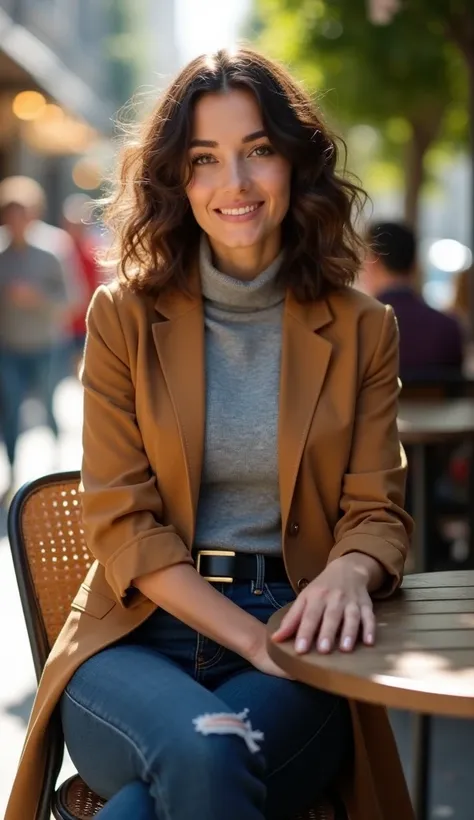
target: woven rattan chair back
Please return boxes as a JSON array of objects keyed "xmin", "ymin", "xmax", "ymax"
[
  {"xmin": 22, "ymin": 475, "xmax": 86, "ymax": 646},
  {"xmin": 9, "ymin": 471, "xmax": 85, "ymax": 677}
]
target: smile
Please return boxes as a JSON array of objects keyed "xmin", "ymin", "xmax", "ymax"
[{"xmin": 214, "ymin": 202, "xmax": 264, "ymax": 222}]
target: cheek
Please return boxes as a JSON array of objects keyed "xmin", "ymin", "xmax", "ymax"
[
  {"xmin": 258, "ymin": 163, "xmax": 291, "ymax": 212},
  {"xmin": 186, "ymin": 178, "xmax": 214, "ymax": 220}
]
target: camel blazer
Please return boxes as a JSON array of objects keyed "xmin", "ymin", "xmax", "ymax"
[{"xmin": 6, "ymin": 271, "xmax": 415, "ymax": 820}]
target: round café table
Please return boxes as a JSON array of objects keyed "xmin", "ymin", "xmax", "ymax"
[{"xmin": 268, "ymin": 570, "xmax": 474, "ymax": 820}]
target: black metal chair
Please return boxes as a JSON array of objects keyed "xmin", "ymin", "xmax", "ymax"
[{"xmin": 8, "ymin": 471, "xmax": 345, "ymax": 820}]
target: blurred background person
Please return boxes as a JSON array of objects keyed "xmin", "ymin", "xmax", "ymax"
[
  {"xmin": 362, "ymin": 221, "xmax": 464, "ymax": 379},
  {"xmin": 0, "ymin": 190, "xmax": 72, "ymax": 498},
  {"xmin": 62, "ymin": 194, "xmax": 102, "ymax": 372},
  {"xmin": 0, "ymin": 177, "xmax": 86, "ymax": 336}
]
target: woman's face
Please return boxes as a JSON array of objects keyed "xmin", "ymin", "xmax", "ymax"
[{"xmin": 186, "ymin": 88, "xmax": 291, "ymax": 260}]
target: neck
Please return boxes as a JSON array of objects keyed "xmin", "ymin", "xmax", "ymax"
[
  {"xmin": 10, "ymin": 235, "xmax": 27, "ymax": 249},
  {"xmin": 208, "ymin": 231, "xmax": 282, "ymax": 282}
]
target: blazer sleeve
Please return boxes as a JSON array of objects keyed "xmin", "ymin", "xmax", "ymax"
[
  {"xmin": 80, "ymin": 285, "xmax": 193, "ymax": 606},
  {"xmin": 327, "ymin": 305, "xmax": 413, "ymax": 597}
]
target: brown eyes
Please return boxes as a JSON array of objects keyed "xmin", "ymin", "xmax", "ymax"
[
  {"xmin": 251, "ymin": 145, "xmax": 274, "ymax": 157},
  {"xmin": 192, "ymin": 154, "xmax": 215, "ymax": 166},
  {"xmin": 191, "ymin": 144, "xmax": 275, "ymax": 166}
]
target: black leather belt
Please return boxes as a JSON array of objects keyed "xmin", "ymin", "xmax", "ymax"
[{"xmin": 194, "ymin": 550, "xmax": 287, "ymax": 584}]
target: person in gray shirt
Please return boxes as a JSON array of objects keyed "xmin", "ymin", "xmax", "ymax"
[{"xmin": 0, "ymin": 196, "xmax": 70, "ymax": 493}]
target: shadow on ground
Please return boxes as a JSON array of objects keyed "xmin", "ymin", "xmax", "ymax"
[{"xmin": 6, "ymin": 691, "xmax": 35, "ymax": 727}]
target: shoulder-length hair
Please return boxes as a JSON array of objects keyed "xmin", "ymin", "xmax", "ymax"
[{"xmin": 103, "ymin": 46, "xmax": 366, "ymax": 301}]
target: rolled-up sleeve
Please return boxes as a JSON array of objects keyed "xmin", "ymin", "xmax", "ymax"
[
  {"xmin": 80, "ymin": 285, "xmax": 193, "ymax": 606},
  {"xmin": 327, "ymin": 305, "xmax": 413, "ymax": 597}
]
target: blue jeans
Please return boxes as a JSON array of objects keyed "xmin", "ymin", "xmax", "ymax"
[
  {"xmin": 0, "ymin": 346, "xmax": 59, "ymax": 467},
  {"xmin": 61, "ymin": 568, "xmax": 352, "ymax": 820}
]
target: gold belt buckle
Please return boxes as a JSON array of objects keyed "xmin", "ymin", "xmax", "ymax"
[{"xmin": 195, "ymin": 550, "xmax": 236, "ymax": 583}]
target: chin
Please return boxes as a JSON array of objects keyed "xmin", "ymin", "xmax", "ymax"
[{"xmin": 212, "ymin": 226, "xmax": 267, "ymax": 250}]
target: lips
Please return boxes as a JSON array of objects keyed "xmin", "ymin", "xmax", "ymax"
[
  {"xmin": 215, "ymin": 202, "xmax": 263, "ymax": 216},
  {"xmin": 214, "ymin": 202, "xmax": 265, "ymax": 223}
]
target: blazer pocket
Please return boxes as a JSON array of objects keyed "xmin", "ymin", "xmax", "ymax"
[{"xmin": 71, "ymin": 584, "xmax": 116, "ymax": 619}]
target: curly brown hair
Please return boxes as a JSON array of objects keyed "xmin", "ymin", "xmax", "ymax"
[{"xmin": 102, "ymin": 46, "xmax": 366, "ymax": 301}]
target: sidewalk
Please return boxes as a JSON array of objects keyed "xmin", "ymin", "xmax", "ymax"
[{"xmin": 0, "ymin": 377, "xmax": 473, "ymax": 818}]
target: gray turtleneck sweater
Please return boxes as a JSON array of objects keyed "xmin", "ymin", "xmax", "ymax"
[{"xmin": 194, "ymin": 237, "xmax": 284, "ymax": 556}]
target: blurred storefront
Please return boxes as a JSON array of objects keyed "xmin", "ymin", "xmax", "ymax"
[{"xmin": 0, "ymin": 0, "xmax": 135, "ymax": 222}]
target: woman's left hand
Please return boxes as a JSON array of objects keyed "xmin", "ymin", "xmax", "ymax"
[{"xmin": 271, "ymin": 553, "xmax": 383, "ymax": 654}]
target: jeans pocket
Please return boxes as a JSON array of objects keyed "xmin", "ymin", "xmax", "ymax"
[{"xmin": 263, "ymin": 582, "xmax": 296, "ymax": 611}]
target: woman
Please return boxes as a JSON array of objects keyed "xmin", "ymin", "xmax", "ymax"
[{"xmin": 6, "ymin": 48, "xmax": 414, "ymax": 820}]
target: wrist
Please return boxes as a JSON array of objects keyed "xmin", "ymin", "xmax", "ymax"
[
  {"xmin": 337, "ymin": 551, "xmax": 386, "ymax": 592},
  {"xmin": 237, "ymin": 618, "xmax": 267, "ymax": 662}
]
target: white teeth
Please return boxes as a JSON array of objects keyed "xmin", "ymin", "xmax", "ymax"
[{"xmin": 219, "ymin": 204, "xmax": 260, "ymax": 216}]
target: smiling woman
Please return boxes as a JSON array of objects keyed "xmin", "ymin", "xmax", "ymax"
[
  {"xmin": 5, "ymin": 46, "xmax": 414, "ymax": 820},
  {"xmin": 102, "ymin": 47, "xmax": 366, "ymax": 299}
]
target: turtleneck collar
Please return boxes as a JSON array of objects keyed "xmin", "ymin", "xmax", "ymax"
[{"xmin": 199, "ymin": 234, "xmax": 285, "ymax": 312}]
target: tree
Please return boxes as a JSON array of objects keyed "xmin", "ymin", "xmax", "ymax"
[
  {"xmin": 250, "ymin": 0, "xmax": 469, "ymax": 227},
  {"xmin": 376, "ymin": 0, "xmax": 474, "ymax": 249}
]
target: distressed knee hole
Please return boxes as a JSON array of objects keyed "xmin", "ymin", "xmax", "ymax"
[{"xmin": 193, "ymin": 708, "xmax": 264, "ymax": 753}]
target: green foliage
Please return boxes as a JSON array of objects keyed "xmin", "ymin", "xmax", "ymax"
[
  {"xmin": 104, "ymin": 0, "xmax": 145, "ymax": 105},
  {"xmin": 250, "ymin": 0, "xmax": 470, "ymax": 190}
]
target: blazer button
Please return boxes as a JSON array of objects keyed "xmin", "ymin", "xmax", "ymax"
[
  {"xmin": 297, "ymin": 578, "xmax": 309, "ymax": 591},
  {"xmin": 288, "ymin": 521, "xmax": 300, "ymax": 537}
]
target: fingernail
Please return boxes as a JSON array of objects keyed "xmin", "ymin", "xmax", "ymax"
[
  {"xmin": 366, "ymin": 634, "xmax": 374, "ymax": 645},
  {"xmin": 342, "ymin": 636, "xmax": 352, "ymax": 650},
  {"xmin": 295, "ymin": 638, "xmax": 308, "ymax": 653},
  {"xmin": 318, "ymin": 638, "xmax": 330, "ymax": 652}
]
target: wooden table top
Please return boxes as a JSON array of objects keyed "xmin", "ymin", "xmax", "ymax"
[
  {"xmin": 398, "ymin": 399, "xmax": 474, "ymax": 444},
  {"xmin": 267, "ymin": 570, "xmax": 474, "ymax": 718}
]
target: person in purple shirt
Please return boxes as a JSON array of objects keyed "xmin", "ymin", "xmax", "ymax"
[{"xmin": 362, "ymin": 221, "xmax": 464, "ymax": 379}]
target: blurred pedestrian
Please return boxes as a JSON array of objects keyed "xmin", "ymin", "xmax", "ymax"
[
  {"xmin": 362, "ymin": 221, "xmax": 464, "ymax": 379},
  {"xmin": 62, "ymin": 193, "xmax": 102, "ymax": 371},
  {"xmin": 0, "ymin": 187, "xmax": 71, "ymax": 495},
  {"xmin": 0, "ymin": 176, "xmax": 85, "ymax": 320}
]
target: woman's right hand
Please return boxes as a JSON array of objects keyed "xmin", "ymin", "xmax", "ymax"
[
  {"xmin": 135, "ymin": 564, "xmax": 292, "ymax": 678},
  {"xmin": 245, "ymin": 629, "xmax": 292, "ymax": 679},
  {"xmin": 252, "ymin": 647, "xmax": 293, "ymax": 679}
]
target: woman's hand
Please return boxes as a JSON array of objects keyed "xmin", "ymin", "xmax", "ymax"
[
  {"xmin": 135, "ymin": 563, "xmax": 291, "ymax": 678},
  {"xmin": 271, "ymin": 553, "xmax": 385, "ymax": 654},
  {"xmin": 249, "ymin": 642, "xmax": 293, "ymax": 679}
]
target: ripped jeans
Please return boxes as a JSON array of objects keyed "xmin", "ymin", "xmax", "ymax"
[{"xmin": 60, "ymin": 570, "xmax": 352, "ymax": 820}]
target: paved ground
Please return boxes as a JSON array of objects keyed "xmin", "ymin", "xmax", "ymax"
[{"xmin": 0, "ymin": 377, "xmax": 473, "ymax": 818}]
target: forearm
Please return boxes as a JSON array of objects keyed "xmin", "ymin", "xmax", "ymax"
[
  {"xmin": 332, "ymin": 551, "xmax": 386, "ymax": 593},
  {"xmin": 133, "ymin": 563, "xmax": 265, "ymax": 659}
]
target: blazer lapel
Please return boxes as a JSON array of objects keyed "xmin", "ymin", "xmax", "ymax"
[
  {"xmin": 279, "ymin": 293, "xmax": 334, "ymax": 534},
  {"xmin": 152, "ymin": 269, "xmax": 205, "ymax": 540}
]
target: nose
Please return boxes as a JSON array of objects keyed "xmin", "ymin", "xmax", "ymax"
[{"xmin": 223, "ymin": 156, "xmax": 249, "ymax": 193}]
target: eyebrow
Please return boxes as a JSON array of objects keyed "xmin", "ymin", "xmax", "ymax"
[{"xmin": 189, "ymin": 129, "xmax": 267, "ymax": 148}]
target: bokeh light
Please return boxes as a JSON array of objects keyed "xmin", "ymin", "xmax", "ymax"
[
  {"xmin": 428, "ymin": 239, "xmax": 473, "ymax": 273},
  {"xmin": 12, "ymin": 90, "xmax": 46, "ymax": 121},
  {"xmin": 72, "ymin": 158, "xmax": 102, "ymax": 190}
]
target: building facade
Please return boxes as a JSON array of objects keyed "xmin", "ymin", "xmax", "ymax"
[{"xmin": 0, "ymin": 0, "xmax": 136, "ymax": 219}]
